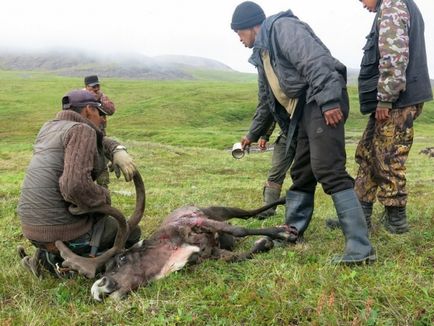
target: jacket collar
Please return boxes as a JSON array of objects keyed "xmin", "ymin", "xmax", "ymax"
[
  {"xmin": 55, "ymin": 110, "xmax": 103, "ymax": 140},
  {"xmin": 248, "ymin": 10, "xmax": 296, "ymax": 67}
]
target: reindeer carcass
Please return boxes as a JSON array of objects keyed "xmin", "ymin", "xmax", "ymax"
[{"xmin": 53, "ymin": 172, "xmax": 296, "ymax": 301}]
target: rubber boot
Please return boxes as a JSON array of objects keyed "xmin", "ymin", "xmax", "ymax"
[
  {"xmin": 383, "ymin": 206, "xmax": 409, "ymax": 234},
  {"xmin": 256, "ymin": 184, "xmax": 281, "ymax": 220},
  {"xmin": 326, "ymin": 201, "xmax": 373, "ymax": 231},
  {"xmin": 331, "ymin": 189, "xmax": 376, "ymax": 264},
  {"xmin": 284, "ymin": 190, "xmax": 315, "ymax": 241}
]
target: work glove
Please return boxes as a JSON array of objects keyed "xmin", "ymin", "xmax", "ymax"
[{"xmin": 110, "ymin": 146, "xmax": 136, "ymax": 182}]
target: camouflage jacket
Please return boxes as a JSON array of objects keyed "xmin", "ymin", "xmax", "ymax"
[
  {"xmin": 376, "ymin": 0, "xmax": 410, "ymax": 107},
  {"xmin": 358, "ymin": 0, "xmax": 432, "ymax": 114}
]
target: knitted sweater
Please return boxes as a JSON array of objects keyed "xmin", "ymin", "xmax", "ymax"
[{"xmin": 18, "ymin": 110, "xmax": 119, "ymax": 242}]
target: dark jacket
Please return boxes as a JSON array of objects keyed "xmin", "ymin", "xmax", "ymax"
[
  {"xmin": 18, "ymin": 110, "xmax": 119, "ymax": 242},
  {"xmin": 247, "ymin": 10, "xmax": 347, "ymax": 141},
  {"xmin": 358, "ymin": 0, "xmax": 432, "ymax": 114}
]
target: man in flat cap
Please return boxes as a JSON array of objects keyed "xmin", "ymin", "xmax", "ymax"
[
  {"xmin": 84, "ymin": 75, "xmax": 116, "ymax": 116},
  {"xmin": 17, "ymin": 90, "xmax": 140, "ymax": 277},
  {"xmin": 230, "ymin": 2, "xmax": 375, "ymax": 264},
  {"xmin": 84, "ymin": 75, "xmax": 119, "ymax": 188}
]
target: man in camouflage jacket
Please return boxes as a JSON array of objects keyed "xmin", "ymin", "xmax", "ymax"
[{"xmin": 355, "ymin": 0, "xmax": 432, "ymax": 233}]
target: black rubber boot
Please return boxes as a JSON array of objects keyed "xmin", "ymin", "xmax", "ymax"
[
  {"xmin": 331, "ymin": 189, "xmax": 376, "ymax": 264},
  {"xmin": 284, "ymin": 190, "xmax": 314, "ymax": 241},
  {"xmin": 383, "ymin": 206, "xmax": 409, "ymax": 234},
  {"xmin": 256, "ymin": 186, "xmax": 281, "ymax": 220},
  {"xmin": 326, "ymin": 201, "xmax": 373, "ymax": 230}
]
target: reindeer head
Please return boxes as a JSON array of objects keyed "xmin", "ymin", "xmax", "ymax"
[
  {"xmin": 90, "ymin": 239, "xmax": 202, "ymax": 301},
  {"xmin": 91, "ymin": 249, "xmax": 144, "ymax": 301}
]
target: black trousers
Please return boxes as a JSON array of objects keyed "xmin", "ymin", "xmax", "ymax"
[{"xmin": 289, "ymin": 89, "xmax": 354, "ymax": 195}]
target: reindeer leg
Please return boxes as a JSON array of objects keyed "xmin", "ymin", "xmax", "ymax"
[
  {"xmin": 199, "ymin": 198, "xmax": 285, "ymax": 222},
  {"xmin": 213, "ymin": 237, "xmax": 275, "ymax": 262},
  {"xmin": 187, "ymin": 217, "xmax": 298, "ymax": 242}
]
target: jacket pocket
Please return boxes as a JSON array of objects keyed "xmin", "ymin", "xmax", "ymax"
[
  {"xmin": 358, "ymin": 77, "xmax": 378, "ymax": 114},
  {"xmin": 361, "ymin": 32, "xmax": 378, "ymax": 65}
]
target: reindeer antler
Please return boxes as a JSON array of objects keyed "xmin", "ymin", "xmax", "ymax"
[
  {"xmin": 126, "ymin": 172, "xmax": 146, "ymax": 230},
  {"xmin": 55, "ymin": 172, "xmax": 146, "ymax": 279}
]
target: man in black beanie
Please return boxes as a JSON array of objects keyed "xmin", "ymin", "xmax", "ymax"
[
  {"xmin": 231, "ymin": 1, "xmax": 265, "ymax": 31},
  {"xmin": 230, "ymin": 2, "xmax": 376, "ymax": 264}
]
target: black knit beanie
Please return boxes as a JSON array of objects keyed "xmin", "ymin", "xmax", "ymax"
[{"xmin": 231, "ymin": 1, "xmax": 265, "ymax": 31}]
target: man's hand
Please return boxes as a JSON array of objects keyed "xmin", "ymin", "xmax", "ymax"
[
  {"xmin": 258, "ymin": 138, "xmax": 267, "ymax": 151},
  {"xmin": 88, "ymin": 88, "xmax": 103, "ymax": 101},
  {"xmin": 93, "ymin": 90, "xmax": 103, "ymax": 101},
  {"xmin": 241, "ymin": 136, "xmax": 252, "ymax": 151},
  {"xmin": 111, "ymin": 148, "xmax": 137, "ymax": 182},
  {"xmin": 375, "ymin": 106, "xmax": 390, "ymax": 122},
  {"xmin": 324, "ymin": 107, "xmax": 344, "ymax": 127}
]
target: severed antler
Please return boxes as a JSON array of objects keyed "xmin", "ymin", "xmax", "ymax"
[
  {"xmin": 126, "ymin": 172, "xmax": 146, "ymax": 230},
  {"xmin": 55, "ymin": 172, "xmax": 146, "ymax": 279}
]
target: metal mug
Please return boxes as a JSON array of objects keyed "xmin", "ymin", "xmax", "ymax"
[{"xmin": 231, "ymin": 142, "xmax": 245, "ymax": 159}]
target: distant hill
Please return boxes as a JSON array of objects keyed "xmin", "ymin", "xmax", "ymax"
[
  {"xmin": 154, "ymin": 55, "xmax": 233, "ymax": 71},
  {"xmin": 0, "ymin": 50, "xmax": 247, "ymax": 81}
]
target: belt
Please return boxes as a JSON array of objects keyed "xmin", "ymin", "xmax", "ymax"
[{"xmin": 285, "ymin": 97, "xmax": 303, "ymax": 159}]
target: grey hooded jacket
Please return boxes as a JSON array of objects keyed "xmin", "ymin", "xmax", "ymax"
[{"xmin": 247, "ymin": 10, "xmax": 347, "ymax": 142}]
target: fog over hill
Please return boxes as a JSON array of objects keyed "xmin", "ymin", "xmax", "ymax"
[
  {"xmin": 0, "ymin": 50, "xmax": 234, "ymax": 80},
  {"xmin": 0, "ymin": 50, "xmax": 432, "ymax": 86}
]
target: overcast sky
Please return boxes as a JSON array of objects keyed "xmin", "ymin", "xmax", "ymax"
[{"xmin": 0, "ymin": 0, "xmax": 433, "ymax": 76}]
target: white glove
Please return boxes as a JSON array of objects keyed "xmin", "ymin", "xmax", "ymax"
[{"xmin": 110, "ymin": 147, "xmax": 136, "ymax": 182}]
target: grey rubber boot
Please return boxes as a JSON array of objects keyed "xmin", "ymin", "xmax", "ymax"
[
  {"xmin": 326, "ymin": 201, "xmax": 373, "ymax": 231},
  {"xmin": 383, "ymin": 206, "xmax": 409, "ymax": 234},
  {"xmin": 284, "ymin": 190, "xmax": 315, "ymax": 240},
  {"xmin": 331, "ymin": 189, "xmax": 376, "ymax": 264},
  {"xmin": 256, "ymin": 185, "xmax": 281, "ymax": 220}
]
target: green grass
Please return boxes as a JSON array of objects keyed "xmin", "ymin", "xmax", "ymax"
[{"xmin": 0, "ymin": 70, "xmax": 433, "ymax": 325}]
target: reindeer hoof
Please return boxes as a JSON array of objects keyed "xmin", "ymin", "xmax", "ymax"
[
  {"xmin": 276, "ymin": 225, "xmax": 299, "ymax": 243},
  {"xmin": 253, "ymin": 237, "xmax": 274, "ymax": 253}
]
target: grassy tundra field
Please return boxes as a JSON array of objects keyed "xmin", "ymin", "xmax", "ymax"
[{"xmin": 0, "ymin": 70, "xmax": 433, "ymax": 325}]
